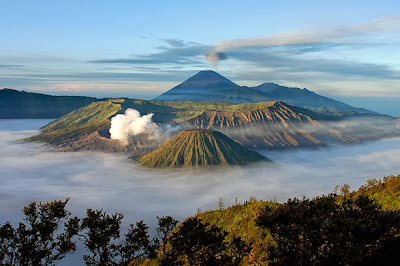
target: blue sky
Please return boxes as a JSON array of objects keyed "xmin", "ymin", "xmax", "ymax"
[{"xmin": 1, "ymin": 0, "xmax": 400, "ymax": 113}]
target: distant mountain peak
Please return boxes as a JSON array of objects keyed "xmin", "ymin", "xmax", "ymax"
[
  {"xmin": 179, "ymin": 70, "xmax": 239, "ymax": 87},
  {"xmin": 190, "ymin": 70, "xmax": 229, "ymax": 79},
  {"xmin": 153, "ymin": 71, "xmax": 374, "ymax": 114},
  {"xmin": 195, "ymin": 70, "xmax": 220, "ymax": 75},
  {"xmin": 153, "ymin": 70, "xmax": 240, "ymax": 101},
  {"xmin": 258, "ymin": 82, "xmax": 279, "ymax": 86}
]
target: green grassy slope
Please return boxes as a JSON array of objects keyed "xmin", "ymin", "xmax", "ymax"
[
  {"xmin": 28, "ymin": 99, "xmax": 176, "ymax": 144},
  {"xmin": 138, "ymin": 129, "xmax": 268, "ymax": 168},
  {"xmin": 190, "ymin": 174, "xmax": 400, "ymax": 264},
  {"xmin": 29, "ymin": 101, "xmax": 121, "ymax": 143},
  {"xmin": 197, "ymin": 201, "xmax": 276, "ymax": 264},
  {"xmin": 150, "ymin": 100, "xmax": 235, "ymax": 123},
  {"xmin": 128, "ymin": 175, "xmax": 400, "ymax": 265},
  {"xmin": 356, "ymin": 175, "xmax": 400, "ymax": 211},
  {"xmin": 28, "ymin": 98, "xmax": 396, "ymax": 150},
  {"xmin": 29, "ymin": 99, "xmax": 294, "ymax": 146}
]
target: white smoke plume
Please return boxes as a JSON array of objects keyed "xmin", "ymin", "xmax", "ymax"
[{"xmin": 109, "ymin": 108, "xmax": 159, "ymax": 144}]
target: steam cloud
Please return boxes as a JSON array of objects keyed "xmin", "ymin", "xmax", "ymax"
[
  {"xmin": 206, "ymin": 14, "xmax": 400, "ymax": 67},
  {"xmin": 109, "ymin": 108, "xmax": 159, "ymax": 143}
]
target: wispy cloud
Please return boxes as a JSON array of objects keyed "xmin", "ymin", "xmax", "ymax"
[
  {"xmin": 162, "ymin": 38, "xmax": 186, "ymax": 47},
  {"xmin": 86, "ymin": 15, "xmax": 400, "ymax": 84},
  {"xmin": 207, "ymin": 14, "xmax": 400, "ymax": 62},
  {"xmin": 3, "ymin": 16, "xmax": 399, "ymax": 97},
  {"xmin": 0, "ymin": 64, "xmax": 24, "ymax": 68},
  {"xmin": 89, "ymin": 40, "xmax": 210, "ymax": 66},
  {"xmin": 24, "ymin": 71, "xmax": 195, "ymax": 82},
  {"xmin": 226, "ymin": 48, "xmax": 400, "ymax": 79}
]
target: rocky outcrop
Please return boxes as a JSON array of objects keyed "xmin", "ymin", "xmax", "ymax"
[{"xmin": 182, "ymin": 101, "xmax": 324, "ymax": 149}]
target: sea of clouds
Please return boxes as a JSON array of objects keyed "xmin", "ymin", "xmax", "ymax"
[{"xmin": 1, "ymin": 119, "xmax": 400, "ymax": 264}]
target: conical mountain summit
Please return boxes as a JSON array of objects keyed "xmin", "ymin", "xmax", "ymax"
[
  {"xmin": 153, "ymin": 70, "xmax": 240, "ymax": 101},
  {"xmin": 153, "ymin": 70, "xmax": 373, "ymax": 114},
  {"xmin": 138, "ymin": 129, "xmax": 268, "ymax": 168}
]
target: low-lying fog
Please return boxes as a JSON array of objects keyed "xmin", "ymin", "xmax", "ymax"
[{"xmin": 1, "ymin": 119, "xmax": 400, "ymax": 263}]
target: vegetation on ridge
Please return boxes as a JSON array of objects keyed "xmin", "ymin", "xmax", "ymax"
[
  {"xmin": 0, "ymin": 88, "xmax": 98, "ymax": 118},
  {"xmin": 2, "ymin": 174, "xmax": 399, "ymax": 265},
  {"xmin": 28, "ymin": 101, "xmax": 121, "ymax": 144}
]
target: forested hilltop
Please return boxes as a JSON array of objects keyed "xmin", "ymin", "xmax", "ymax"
[
  {"xmin": 1, "ymin": 174, "xmax": 399, "ymax": 265},
  {"xmin": 0, "ymin": 88, "xmax": 98, "ymax": 118}
]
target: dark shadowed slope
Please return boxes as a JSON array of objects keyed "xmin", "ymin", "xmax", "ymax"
[
  {"xmin": 252, "ymin": 82, "xmax": 372, "ymax": 114},
  {"xmin": 0, "ymin": 88, "xmax": 98, "ymax": 118},
  {"xmin": 138, "ymin": 129, "xmax": 268, "ymax": 168},
  {"xmin": 153, "ymin": 70, "xmax": 240, "ymax": 101}
]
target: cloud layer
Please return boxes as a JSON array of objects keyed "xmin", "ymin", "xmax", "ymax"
[
  {"xmin": 1, "ymin": 119, "xmax": 400, "ymax": 262},
  {"xmin": 2, "ymin": 120, "xmax": 400, "ymax": 222},
  {"xmin": 206, "ymin": 15, "xmax": 400, "ymax": 65}
]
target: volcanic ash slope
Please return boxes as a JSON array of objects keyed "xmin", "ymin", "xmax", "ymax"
[{"xmin": 138, "ymin": 129, "xmax": 269, "ymax": 168}]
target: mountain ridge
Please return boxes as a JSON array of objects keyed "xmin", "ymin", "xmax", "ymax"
[
  {"xmin": 182, "ymin": 101, "xmax": 325, "ymax": 149},
  {"xmin": 153, "ymin": 71, "xmax": 374, "ymax": 114},
  {"xmin": 29, "ymin": 98, "xmax": 399, "ymax": 153},
  {"xmin": 0, "ymin": 88, "xmax": 99, "ymax": 118}
]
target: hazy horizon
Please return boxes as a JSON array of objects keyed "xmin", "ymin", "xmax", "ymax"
[
  {"xmin": 1, "ymin": 1, "xmax": 399, "ymax": 100},
  {"xmin": 6, "ymin": 78, "xmax": 400, "ymax": 117}
]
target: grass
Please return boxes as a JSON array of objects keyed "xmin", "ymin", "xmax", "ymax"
[
  {"xmin": 188, "ymin": 174, "xmax": 400, "ymax": 264},
  {"xmin": 29, "ymin": 101, "xmax": 121, "ymax": 143},
  {"xmin": 197, "ymin": 200, "xmax": 277, "ymax": 263}
]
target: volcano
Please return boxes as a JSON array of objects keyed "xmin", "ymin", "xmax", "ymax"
[
  {"xmin": 138, "ymin": 129, "xmax": 268, "ymax": 168},
  {"xmin": 153, "ymin": 70, "xmax": 240, "ymax": 101},
  {"xmin": 153, "ymin": 70, "xmax": 373, "ymax": 114}
]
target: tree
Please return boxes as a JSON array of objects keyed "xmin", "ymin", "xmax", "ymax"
[
  {"xmin": 227, "ymin": 236, "xmax": 250, "ymax": 265},
  {"xmin": 120, "ymin": 220, "xmax": 155, "ymax": 264},
  {"xmin": 340, "ymin": 183, "xmax": 350, "ymax": 195},
  {"xmin": 156, "ymin": 216, "xmax": 178, "ymax": 260},
  {"xmin": 163, "ymin": 217, "xmax": 231, "ymax": 265},
  {"xmin": 80, "ymin": 209, "xmax": 123, "ymax": 265},
  {"xmin": 0, "ymin": 199, "xmax": 79, "ymax": 265},
  {"xmin": 218, "ymin": 198, "xmax": 225, "ymax": 210},
  {"xmin": 257, "ymin": 194, "xmax": 400, "ymax": 265}
]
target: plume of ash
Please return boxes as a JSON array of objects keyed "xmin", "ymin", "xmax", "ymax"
[
  {"xmin": 205, "ymin": 51, "xmax": 228, "ymax": 68},
  {"xmin": 109, "ymin": 108, "xmax": 159, "ymax": 144},
  {"xmin": 206, "ymin": 14, "xmax": 400, "ymax": 67}
]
